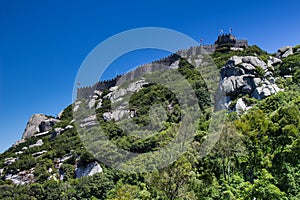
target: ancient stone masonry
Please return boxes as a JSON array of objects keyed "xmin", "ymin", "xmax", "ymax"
[
  {"xmin": 77, "ymin": 34, "xmax": 248, "ymax": 99},
  {"xmin": 215, "ymin": 34, "xmax": 248, "ymax": 48},
  {"xmin": 77, "ymin": 54, "xmax": 181, "ymax": 99},
  {"xmin": 77, "ymin": 76, "xmax": 120, "ymax": 99}
]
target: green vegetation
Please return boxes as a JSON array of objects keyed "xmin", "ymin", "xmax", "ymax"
[
  {"xmin": 0, "ymin": 45, "xmax": 299, "ymax": 199},
  {"xmin": 212, "ymin": 45, "xmax": 268, "ymax": 68}
]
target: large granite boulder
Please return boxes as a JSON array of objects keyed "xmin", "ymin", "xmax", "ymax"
[
  {"xmin": 242, "ymin": 56, "xmax": 268, "ymax": 70},
  {"xmin": 252, "ymin": 81, "xmax": 282, "ymax": 100},
  {"xmin": 75, "ymin": 161, "xmax": 102, "ymax": 178},
  {"xmin": 22, "ymin": 114, "xmax": 59, "ymax": 139},
  {"xmin": 220, "ymin": 75, "xmax": 253, "ymax": 96},
  {"xmin": 277, "ymin": 46, "xmax": 293, "ymax": 58},
  {"xmin": 235, "ymin": 98, "xmax": 247, "ymax": 114}
]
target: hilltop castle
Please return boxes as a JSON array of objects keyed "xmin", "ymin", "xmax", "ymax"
[
  {"xmin": 77, "ymin": 33, "xmax": 248, "ymax": 99},
  {"xmin": 215, "ymin": 33, "xmax": 248, "ymax": 48}
]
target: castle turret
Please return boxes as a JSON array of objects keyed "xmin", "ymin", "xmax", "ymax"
[
  {"xmin": 214, "ymin": 33, "xmax": 248, "ymax": 48},
  {"xmin": 214, "ymin": 34, "xmax": 237, "ymax": 46}
]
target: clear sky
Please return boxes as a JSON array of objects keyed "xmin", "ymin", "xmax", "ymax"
[{"xmin": 0, "ymin": 0, "xmax": 300, "ymax": 152}]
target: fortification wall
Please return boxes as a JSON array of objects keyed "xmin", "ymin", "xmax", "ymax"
[
  {"xmin": 116, "ymin": 54, "xmax": 180, "ymax": 85},
  {"xmin": 235, "ymin": 40, "xmax": 248, "ymax": 48},
  {"xmin": 176, "ymin": 45, "xmax": 216, "ymax": 57},
  {"xmin": 77, "ymin": 54, "xmax": 181, "ymax": 99},
  {"xmin": 77, "ymin": 77, "xmax": 120, "ymax": 99},
  {"xmin": 77, "ymin": 35, "xmax": 248, "ymax": 99}
]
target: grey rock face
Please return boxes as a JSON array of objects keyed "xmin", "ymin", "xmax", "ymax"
[
  {"xmin": 22, "ymin": 114, "xmax": 47, "ymax": 139},
  {"xmin": 88, "ymin": 98, "xmax": 96, "ymax": 109},
  {"xmin": 231, "ymin": 47, "xmax": 244, "ymax": 51},
  {"xmin": 267, "ymin": 56, "xmax": 282, "ymax": 67},
  {"xmin": 218, "ymin": 56, "xmax": 282, "ymax": 110},
  {"xmin": 75, "ymin": 161, "xmax": 102, "ymax": 178},
  {"xmin": 93, "ymin": 90, "xmax": 102, "ymax": 96},
  {"xmin": 277, "ymin": 46, "xmax": 293, "ymax": 58},
  {"xmin": 96, "ymin": 99, "xmax": 102, "ymax": 109},
  {"xmin": 221, "ymin": 76, "xmax": 246, "ymax": 96},
  {"xmin": 97, "ymin": 79, "xmax": 147, "ymax": 121},
  {"xmin": 32, "ymin": 150, "xmax": 47, "ymax": 157},
  {"xmin": 127, "ymin": 79, "xmax": 148, "ymax": 92},
  {"xmin": 252, "ymin": 82, "xmax": 282, "ymax": 100},
  {"xmin": 22, "ymin": 114, "xmax": 59, "ymax": 139},
  {"xmin": 242, "ymin": 56, "xmax": 268, "ymax": 70},
  {"xmin": 235, "ymin": 98, "xmax": 247, "ymax": 114},
  {"xmin": 109, "ymin": 79, "xmax": 148, "ymax": 103},
  {"xmin": 57, "ymin": 110, "xmax": 64, "ymax": 119},
  {"xmin": 229, "ymin": 55, "xmax": 243, "ymax": 65},
  {"xmin": 73, "ymin": 101, "xmax": 82, "ymax": 112},
  {"xmin": 80, "ymin": 115, "xmax": 97, "ymax": 128},
  {"xmin": 39, "ymin": 120, "xmax": 56, "ymax": 133},
  {"xmin": 169, "ymin": 60, "xmax": 180, "ymax": 69},
  {"xmin": 29, "ymin": 139, "xmax": 43, "ymax": 148},
  {"xmin": 50, "ymin": 128, "xmax": 64, "ymax": 139},
  {"xmin": 4, "ymin": 168, "xmax": 35, "ymax": 185},
  {"xmin": 103, "ymin": 109, "xmax": 135, "ymax": 121},
  {"xmin": 240, "ymin": 63, "xmax": 256, "ymax": 71},
  {"xmin": 111, "ymin": 88, "xmax": 127, "ymax": 103},
  {"xmin": 4, "ymin": 157, "xmax": 17, "ymax": 165}
]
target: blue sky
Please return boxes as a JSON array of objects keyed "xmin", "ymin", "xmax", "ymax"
[{"xmin": 0, "ymin": 0, "xmax": 300, "ymax": 152}]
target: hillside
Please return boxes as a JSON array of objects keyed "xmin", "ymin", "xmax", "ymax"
[{"xmin": 0, "ymin": 41, "xmax": 300, "ymax": 200}]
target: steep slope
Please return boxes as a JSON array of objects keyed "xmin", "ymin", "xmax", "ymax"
[{"xmin": 0, "ymin": 43, "xmax": 299, "ymax": 199}]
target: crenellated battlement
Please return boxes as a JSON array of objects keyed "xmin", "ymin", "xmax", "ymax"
[
  {"xmin": 77, "ymin": 76, "xmax": 120, "ymax": 99},
  {"xmin": 214, "ymin": 33, "xmax": 248, "ymax": 48},
  {"xmin": 77, "ymin": 33, "xmax": 248, "ymax": 99}
]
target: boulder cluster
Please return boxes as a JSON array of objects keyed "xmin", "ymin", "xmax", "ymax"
[
  {"xmin": 218, "ymin": 55, "xmax": 283, "ymax": 112},
  {"xmin": 74, "ymin": 78, "xmax": 149, "ymax": 126}
]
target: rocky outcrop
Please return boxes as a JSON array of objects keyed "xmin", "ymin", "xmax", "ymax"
[
  {"xmin": 235, "ymin": 98, "xmax": 247, "ymax": 113},
  {"xmin": 22, "ymin": 114, "xmax": 59, "ymax": 139},
  {"xmin": 75, "ymin": 161, "xmax": 102, "ymax": 178},
  {"xmin": 73, "ymin": 101, "xmax": 82, "ymax": 112},
  {"xmin": 4, "ymin": 168, "xmax": 35, "ymax": 185},
  {"xmin": 4, "ymin": 157, "xmax": 17, "ymax": 165},
  {"xmin": 103, "ymin": 109, "xmax": 135, "ymax": 121},
  {"xmin": 32, "ymin": 150, "xmax": 47, "ymax": 157},
  {"xmin": 29, "ymin": 139, "xmax": 43, "ymax": 148},
  {"xmin": 50, "ymin": 125, "xmax": 73, "ymax": 139},
  {"xmin": 100, "ymin": 80, "xmax": 148, "ymax": 121},
  {"xmin": 252, "ymin": 81, "xmax": 282, "ymax": 100},
  {"xmin": 217, "ymin": 55, "xmax": 283, "ymax": 111},
  {"xmin": 88, "ymin": 98, "xmax": 96, "ymax": 109},
  {"xmin": 277, "ymin": 46, "xmax": 294, "ymax": 58},
  {"xmin": 267, "ymin": 56, "xmax": 282, "ymax": 67},
  {"xmin": 106, "ymin": 79, "xmax": 148, "ymax": 103},
  {"xmin": 80, "ymin": 115, "xmax": 97, "ymax": 128}
]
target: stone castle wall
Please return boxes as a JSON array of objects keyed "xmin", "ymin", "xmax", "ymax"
[
  {"xmin": 77, "ymin": 54, "xmax": 180, "ymax": 99},
  {"xmin": 77, "ymin": 35, "xmax": 248, "ymax": 99}
]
